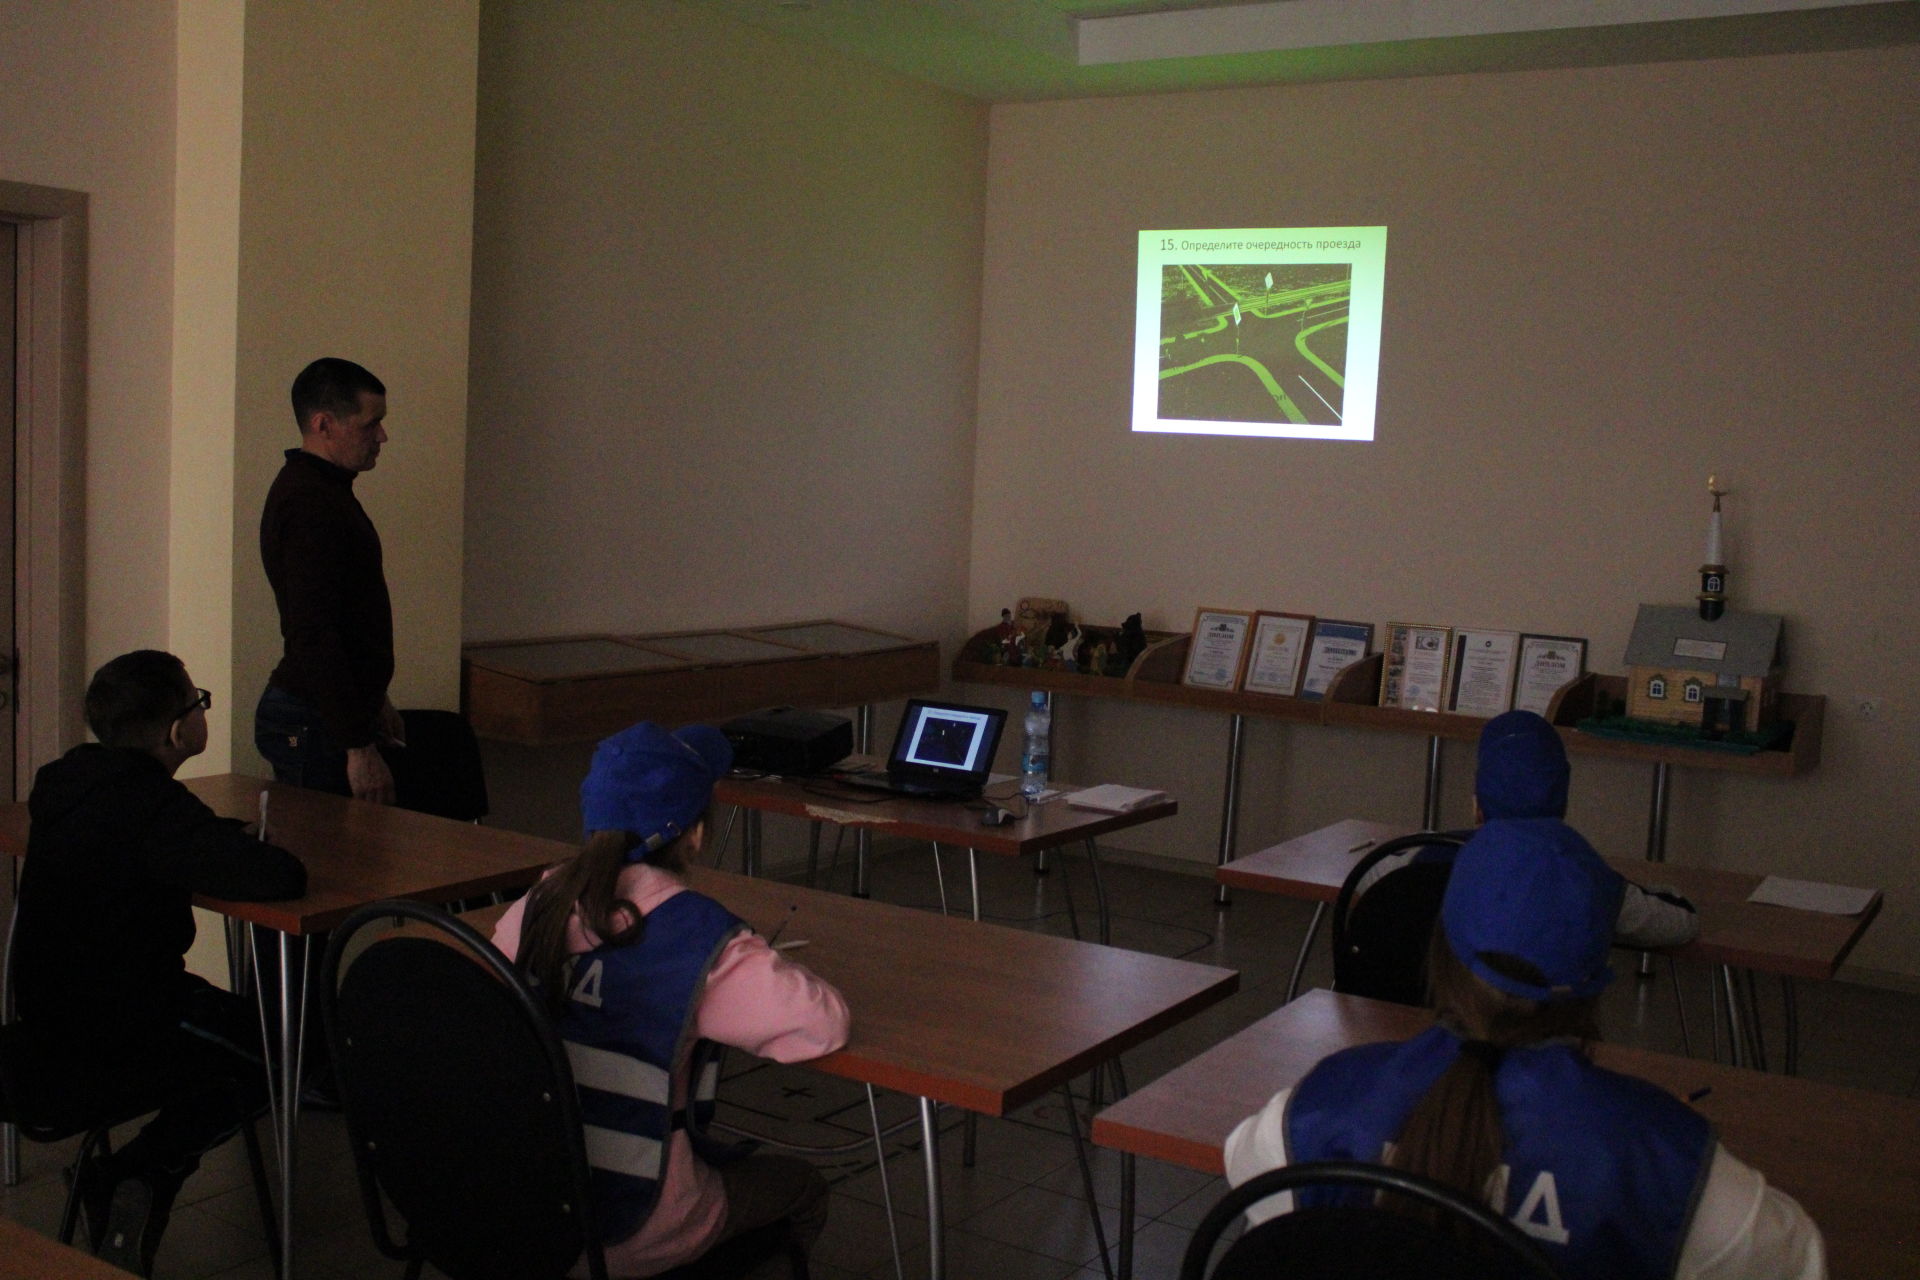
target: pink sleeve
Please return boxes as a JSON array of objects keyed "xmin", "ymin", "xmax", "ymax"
[
  {"xmin": 694, "ymin": 932, "xmax": 851, "ymax": 1062},
  {"xmin": 491, "ymin": 892, "xmax": 530, "ymax": 961}
]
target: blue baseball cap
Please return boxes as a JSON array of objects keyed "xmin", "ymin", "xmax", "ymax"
[
  {"xmin": 1440, "ymin": 818, "xmax": 1624, "ymax": 1002},
  {"xmin": 580, "ymin": 722, "xmax": 733, "ymax": 858},
  {"xmin": 1475, "ymin": 710, "xmax": 1570, "ymax": 820}
]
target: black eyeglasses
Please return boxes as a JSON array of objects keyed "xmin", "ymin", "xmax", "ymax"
[{"xmin": 175, "ymin": 687, "xmax": 213, "ymax": 721}]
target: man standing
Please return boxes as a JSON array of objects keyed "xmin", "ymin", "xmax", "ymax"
[{"xmin": 256, "ymin": 357, "xmax": 402, "ymax": 804}]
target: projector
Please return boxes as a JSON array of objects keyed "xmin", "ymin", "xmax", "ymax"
[{"xmin": 721, "ymin": 707, "xmax": 852, "ymax": 776}]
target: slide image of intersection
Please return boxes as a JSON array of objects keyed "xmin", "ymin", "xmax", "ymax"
[{"xmin": 1156, "ymin": 263, "xmax": 1352, "ymax": 427}]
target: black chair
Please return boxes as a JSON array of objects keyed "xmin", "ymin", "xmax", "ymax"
[
  {"xmin": 319, "ymin": 900, "xmax": 806, "ymax": 1280},
  {"xmin": 390, "ymin": 709, "xmax": 489, "ymax": 823},
  {"xmin": 1329, "ymin": 832, "xmax": 1465, "ymax": 1006},
  {"xmin": 1181, "ymin": 1160, "xmax": 1563, "ymax": 1280},
  {"xmin": 0, "ymin": 904, "xmax": 279, "ymax": 1271}
]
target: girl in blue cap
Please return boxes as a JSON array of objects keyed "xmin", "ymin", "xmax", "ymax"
[
  {"xmin": 492, "ymin": 721, "xmax": 849, "ymax": 1277},
  {"xmin": 1225, "ymin": 819, "xmax": 1824, "ymax": 1280}
]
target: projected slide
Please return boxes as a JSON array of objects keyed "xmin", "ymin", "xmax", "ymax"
[{"xmin": 1133, "ymin": 228, "xmax": 1387, "ymax": 442}]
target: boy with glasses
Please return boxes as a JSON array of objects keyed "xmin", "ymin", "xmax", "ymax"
[{"xmin": 13, "ymin": 650, "xmax": 307, "ymax": 1275}]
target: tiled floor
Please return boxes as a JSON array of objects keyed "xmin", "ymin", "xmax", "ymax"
[{"xmin": 7, "ymin": 838, "xmax": 1919, "ymax": 1279}]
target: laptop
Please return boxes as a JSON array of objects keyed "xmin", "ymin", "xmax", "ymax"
[{"xmin": 836, "ymin": 699, "xmax": 1008, "ymax": 799}]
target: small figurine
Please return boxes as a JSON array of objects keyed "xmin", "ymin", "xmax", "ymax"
[
  {"xmin": 1045, "ymin": 612, "xmax": 1072, "ymax": 655},
  {"xmin": 996, "ymin": 608, "xmax": 1020, "ymax": 665},
  {"xmin": 1058, "ymin": 624, "xmax": 1083, "ymax": 668},
  {"xmin": 1115, "ymin": 613, "xmax": 1147, "ymax": 672},
  {"xmin": 1077, "ymin": 633, "xmax": 1100, "ymax": 674}
]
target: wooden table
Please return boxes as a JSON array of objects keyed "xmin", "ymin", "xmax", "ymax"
[
  {"xmin": 713, "ymin": 758, "xmax": 1179, "ymax": 943},
  {"xmin": 2, "ymin": 775, "xmax": 569, "ymax": 1280},
  {"xmin": 451, "ymin": 864, "xmax": 1238, "ymax": 1279},
  {"xmin": 1092, "ymin": 989, "xmax": 1920, "ymax": 1280},
  {"xmin": 1219, "ymin": 817, "xmax": 1883, "ymax": 1067},
  {"xmin": 0, "ymin": 1217, "xmax": 139, "ymax": 1279}
]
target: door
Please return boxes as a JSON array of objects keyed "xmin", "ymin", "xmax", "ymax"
[{"xmin": 0, "ymin": 220, "xmax": 15, "ymax": 798}]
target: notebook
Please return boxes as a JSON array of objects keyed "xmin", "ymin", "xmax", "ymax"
[
  {"xmin": 1065, "ymin": 784, "xmax": 1170, "ymax": 814},
  {"xmin": 836, "ymin": 698, "xmax": 1008, "ymax": 799}
]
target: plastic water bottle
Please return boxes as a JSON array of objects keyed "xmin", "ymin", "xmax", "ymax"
[{"xmin": 1020, "ymin": 691, "xmax": 1052, "ymax": 797}]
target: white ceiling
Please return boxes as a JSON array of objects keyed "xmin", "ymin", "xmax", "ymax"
[{"xmin": 676, "ymin": 0, "xmax": 1920, "ymax": 100}]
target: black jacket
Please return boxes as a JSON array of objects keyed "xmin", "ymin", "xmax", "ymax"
[
  {"xmin": 261, "ymin": 447, "xmax": 394, "ymax": 748},
  {"xmin": 14, "ymin": 745, "xmax": 307, "ymax": 1043}
]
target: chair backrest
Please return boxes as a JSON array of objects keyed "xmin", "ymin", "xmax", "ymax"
[
  {"xmin": 319, "ymin": 900, "xmax": 605, "ymax": 1280},
  {"xmin": 1181, "ymin": 1160, "xmax": 1563, "ymax": 1280},
  {"xmin": 391, "ymin": 709, "xmax": 490, "ymax": 822},
  {"xmin": 1329, "ymin": 832, "xmax": 1465, "ymax": 1006}
]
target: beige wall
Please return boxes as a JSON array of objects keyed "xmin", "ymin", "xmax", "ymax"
[
  {"xmin": 0, "ymin": 0, "xmax": 177, "ymax": 676},
  {"xmin": 969, "ymin": 46, "xmax": 1920, "ymax": 978},
  {"xmin": 463, "ymin": 0, "xmax": 987, "ymax": 650},
  {"xmin": 230, "ymin": 0, "xmax": 480, "ymax": 771}
]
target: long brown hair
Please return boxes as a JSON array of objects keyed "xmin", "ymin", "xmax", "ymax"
[
  {"xmin": 1387, "ymin": 929, "xmax": 1599, "ymax": 1210},
  {"xmin": 517, "ymin": 825, "xmax": 694, "ymax": 1014}
]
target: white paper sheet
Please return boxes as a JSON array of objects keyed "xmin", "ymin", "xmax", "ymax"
[
  {"xmin": 1747, "ymin": 875, "xmax": 1877, "ymax": 916},
  {"xmin": 1067, "ymin": 784, "xmax": 1171, "ymax": 813}
]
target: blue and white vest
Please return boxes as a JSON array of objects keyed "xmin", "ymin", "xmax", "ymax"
[
  {"xmin": 1286, "ymin": 1026, "xmax": 1714, "ymax": 1280},
  {"xmin": 556, "ymin": 891, "xmax": 746, "ymax": 1244}
]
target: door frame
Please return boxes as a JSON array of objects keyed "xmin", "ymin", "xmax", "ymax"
[{"xmin": 0, "ymin": 179, "xmax": 88, "ymax": 798}]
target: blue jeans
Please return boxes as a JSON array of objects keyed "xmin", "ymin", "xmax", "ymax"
[{"xmin": 253, "ymin": 685, "xmax": 352, "ymax": 797}]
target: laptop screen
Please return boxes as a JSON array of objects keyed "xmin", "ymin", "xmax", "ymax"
[{"xmin": 888, "ymin": 699, "xmax": 1006, "ymax": 783}]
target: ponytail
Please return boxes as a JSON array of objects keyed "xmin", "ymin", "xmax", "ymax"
[
  {"xmin": 1387, "ymin": 929, "xmax": 1599, "ymax": 1221},
  {"xmin": 516, "ymin": 819, "xmax": 704, "ymax": 1014},
  {"xmin": 519, "ymin": 830, "xmax": 644, "ymax": 1013}
]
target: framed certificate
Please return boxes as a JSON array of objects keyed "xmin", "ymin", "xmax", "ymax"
[
  {"xmin": 1299, "ymin": 619, "xmax": 1374, "ymax": 700},
  {"xmin": 1183, "ymin": 608, "xmax": 1254, "ymax": 690},
  {"xmin": 1381, "ymin": 622, "xmax": 1453, "ymax": 712},
  {"xmin": 1447, "ymin": 629, "xmax": 1520, "ymax": 717},
  {"xmin": 1244, "ymin": 612, "xmax": 1314, "ymax": 696},
  {"xmin": 1514, "ymin": 634, "xmax": 1588, "ymax": 717}
]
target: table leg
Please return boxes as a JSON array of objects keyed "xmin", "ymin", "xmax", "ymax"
[
  {"xmin": 1119, "ymin": 1151, "xmax": 1137, "ymax": 1280},
  {"xmin": 864, "ymin": 1086, "xmax": 906, "ymax": 1280},
  {"xmin": 1061, "ymin": 1084, "xmax": 1114, "ymax": 1280},
  {"xmin": 251, "ymin": 926, "xmax": 311, "ymax": 1279},
  {"xmin": 918, "ymin": 1097, "xmax": 944, "ymax": 1280},
  {"xmin": 1743, "ymin": 969, "xmax": 1768, "ymax": 1071},
  {"xmin": 930, "ymin": 843, "xmax": 950, "ymax": 916},
  {"xmin": 1720, "ymin": 965, "xmax": 1747, "ymax": 1068},
  {"xmin": 1286, "ymin": 902, "xmax": 1327, "ymax": 1003},
  {"xmin": 1214, "ymin": 714, "xmax": 1247, "ymax": 908},
  {"xmin": 967, "ymin": 848, "xmax": 981, "ymax": 922},
  {"xmin": 1421, "ymin": 734, "xmax": 1444, "ymax": 831},
  {"xmin": 744, "ymin": 809, "xmax": 763, "ymax": 878},
  {"xmin": 224, "ymin": 917, "xmax": 249, "ymax": 994},
  {"xmin": 1782, "ymin": 977, "xmax": 1800, "ymax": 1076},
  {"xmin": 805, "ymin": 820, "xmax": 822, "ymax": 888},
  {"xmin": 855, "ymin": 706, "xmax": 874, "ymax": 898},
  {"xmin": 1084, "ymin": 837, "xmax": 1112, "ymax": 947},
  {"xmin": 1667, "ymin": 957, "xmax": 1693, "ymax": 1058},
  {"xmin": 1640, "ymin": 762, "xmax": 1672, "ymax": 979}
]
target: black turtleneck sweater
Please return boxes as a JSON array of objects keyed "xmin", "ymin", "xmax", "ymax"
[{"xmin": 260, "ymin": 447, "xmax": 395, "ymax": 748}]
